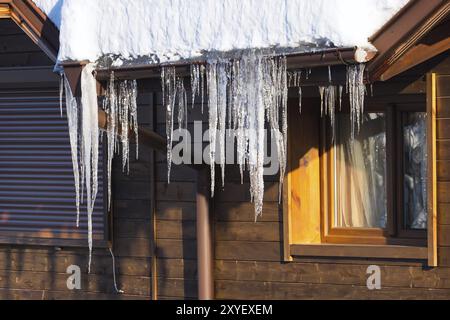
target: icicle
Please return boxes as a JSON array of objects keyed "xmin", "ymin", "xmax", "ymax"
[
  {"xmin": 105, "ymin": 72, "xmax": 117, "ymax": 211},
  {"xmin": 298, "ymin": 86, "xmax": 303, "ymax": 114},
  {"xmin": 200, "ymin": 65, "xmax": 206, "ymax": 114},
  {"xmin": 130, "ymin": 80, "xmax": 139, "ymax": 160},
  {"xmin": 338, "ymin": 85, "xmax": 343, "ymax": 111},
  {"xmin": 191, "ymin": 64, "xmax": 200, "ymax": 108},
  {"xmin": 176, "ymin": 77, "xmax": 188, "ymax": 150},
  {"xmin": 217, "ymin": 61, "xmax": 229, "ymax": 188},
  {"xmin": 319, "ymin": 86, "xmax": 325, "ymax": 116},
  {"xmin": 80, "ymin": 63, "xmax": 99, "ymax": 273},
  {"xmin": 347, "ymin": 64, "xmax": 366, "ymax": 138},
  {"xmin": 328, "ymin": 66, "xmax": 332, "ymax": 83},
  {"xmin": 63, "ymin": 75, "xmax": 81, "ymax": 226},
  {"xmin": 162, "ymin": 66, "xmax": 177, "ymax": 183},
  {"xmin": 207, "ymin": 61, "xmax": 218, "ymax": 196},
  {"xmin": 59, "ymin": 73, "xmax": 64, "ymax": 117}
]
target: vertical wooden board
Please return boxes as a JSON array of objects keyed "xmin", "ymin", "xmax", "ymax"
[
  {"xmin": 428, "ymin": 73, "xmax": 438, "ymax": 267},
  {"xmin": 288, "ymin": 101, "xmax": 322, "ymax": 244}
]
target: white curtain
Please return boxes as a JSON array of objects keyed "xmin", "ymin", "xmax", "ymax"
[{"xmin": 334, "ymin": 113, "xmax": 387, "ymax": 229}]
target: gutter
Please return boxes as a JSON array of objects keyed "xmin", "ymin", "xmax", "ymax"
[{"xmin": 93, "ymin": 46, "xmax": 376, "ymax": 81}]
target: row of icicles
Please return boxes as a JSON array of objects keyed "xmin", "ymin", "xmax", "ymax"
[{"xmin": 61, "ymin": 56, "xmax": 366, "ymax": 271}]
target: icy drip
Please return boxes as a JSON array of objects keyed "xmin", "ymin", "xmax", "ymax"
[
  {"xmin": 198, "ymin": 52, "xmax": 288, "ymax": 217},
  {"xmin": 103, "ymin": 75, "xmax": 140, "ymax": 207},
  {"xmin": 288, "ymin": 71, "xmax": 303, "ymax": 114},
  {"xmin": 59, "ymin": 74, "xmax": 64, "ymax": 117},
  {"xmin": 347, "ymin": 64, "xmax": 366, "ymax": 138},
  {"xmin": 206, "ymin": 61, "xmax": 218, "ymax": 196},
  {"xmin": 162, "ymin": 66, "xmax": 190, "ymax": 182},
  {"xmin": 319, "ymin": 85, "xmax": 338, "ymax": 141},
  {"xmin": 63, "ymin": 75, "xmax": 81, "ymax": 226},
  {"xmin": 162, "ymin": 66, "xmax": 177, "ymax": 182},
  {"xmin": 80, "ymin": 63, "xmax": 99, "ymax": 272}
]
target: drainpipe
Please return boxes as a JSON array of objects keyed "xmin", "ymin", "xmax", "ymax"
[{"xmin": 196, "ymin": 166, "xmax": 214, "ymax": 300}]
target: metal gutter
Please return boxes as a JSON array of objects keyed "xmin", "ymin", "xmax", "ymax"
[{"xmin": 93, "ymin": 47, "xmax": 375, "ymax": 81}]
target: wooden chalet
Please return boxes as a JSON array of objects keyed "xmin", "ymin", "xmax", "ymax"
[{"xmin": 0, "ymin": 0, "xmax": 449, "ymax": 300}]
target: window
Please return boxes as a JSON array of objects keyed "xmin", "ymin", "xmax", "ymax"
[
  {"xmin": 0, "ymin": 90, "xmax": 108, "ymax": 245},
  {"xmin": 323, "ymin": 105, "xmax": 427, "ymax": 246},
  {"xmin": 284, "ymin": 90, "xmax": 435, "ymax": 262}
]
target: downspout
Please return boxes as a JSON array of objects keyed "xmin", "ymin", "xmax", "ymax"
[{"xmin": 196, "ymin": 166, "xmax": 213, "ymax": 300}]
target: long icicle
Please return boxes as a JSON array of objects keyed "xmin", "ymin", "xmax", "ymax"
[
  {"xmin": 63, "ymin": 74, "xmax": 81, "ymax": 226},
  {"xmin": 80, "ymin": 63, "xmax": 99, "ymax": 273}
]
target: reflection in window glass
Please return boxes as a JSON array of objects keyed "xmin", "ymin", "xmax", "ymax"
[
  {"xmin": 403, "ymin": 112, "xmax": 427, "ymax": 230},
  {"xmin": 334, "ymin": 113, "xmax": 387, "ymax": 229}
]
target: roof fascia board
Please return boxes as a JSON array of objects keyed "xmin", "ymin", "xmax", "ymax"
[{"xmin": 368, "ymin": 0, "xmax": 450, "ymax": 82}]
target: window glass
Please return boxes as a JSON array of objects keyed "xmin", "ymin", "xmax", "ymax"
[
  {"xmin": 334, "ymin": 113, "xmax": 387, "ymax": 229},
  {"xmin": 403, "ymin": 112, "xmax": 428, "ymax": 230}
]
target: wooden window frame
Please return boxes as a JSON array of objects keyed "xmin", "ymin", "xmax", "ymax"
[
  {"xmin": 321, "ymin": 104, "xmax": 427, "ymax": 247},
  {"xmin": 284, "ymin": 74, "xmax": 438, "ymax": 264}
]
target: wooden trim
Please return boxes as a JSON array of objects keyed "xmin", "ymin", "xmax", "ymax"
[
  {"xmin": 368, "ymin": 0, "xmax": 450, "ymax": 82},
  {"xmin": 282, "ymin": 149, "xmax": 292, "ymax": 262},
  {"xmin": 0, "ymin": 3, "xmax": 10, "ymax": 18},
  {"xmin": 427, "ymin": 73, "xmax": 438, "ymax": 267},
  {"xmin": 290, "ymin": 243, "xmax": 427, "ymax": 260},
  {"xmin": 380, "ymin": 37, "xmax": 450, "ymax": 81}
]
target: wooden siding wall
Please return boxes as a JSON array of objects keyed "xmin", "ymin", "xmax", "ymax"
[
  {"xmin": 437, "ymin": 73, "xmax": 450, "ymax": 265},
  {"xmin": 0, "ymin": 19, "xmax": 52, "ymax": 67}
]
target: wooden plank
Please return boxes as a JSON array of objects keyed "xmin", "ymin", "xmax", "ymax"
[
  {"xmin": 438, "ymin": 203, "xmax": 450, "ymax": 224},
  {"xmin": 156, "ymin": 220, "xmax": 196, "ymax": 240},
  {"xmin": 155, "ymin": 182, "xmax": 196, "ymax": 202},
  {"xmin": 437, "ymin": 160, "xmax": 450, "ymax": 181},
  {"xmin": 215, "ymin": 260, "xmax": 450, "ymax": 289},
  {"xmin": 291, "ymin": 244, "xmax": 427, "ymax": 260},
  {"xmin": 437, "ymin": 75, "xmax": 450, "ymax": 97},
  {"xmin": 215, "ymin": 280, "xmax": 450, "ymax": 300},
  {"xmin": 437, "ymin": 140, "xmax": 450, "ymax": 160},
  {"xmin": 155, "ymin": 201, "xmax": 196, "ymax": 221},
  {"xmin": 157, "ymin": 278, "xmax": 197, "ymax": 299},
  {"xmin": 215, "ymin": 221, "xmax": 280, "ymax": 242},
  {"xmin": 215, "ymin": 241, "xmax": 281, "ymax": 261},
  {"xmin": 0, "ymin": 250, "xmax": 151, "ymax": 277},
  {"xmin": 156, "ymin": 239, "xmax": 197, "ymax": 259},
  {"xmin": 437, "ymin": 181, "xmax": 450, "ymax": 203},
  {"xmin": 115, "ymin": 238, "xmax": 152, "ymax": 258},
  {"xmin": 438, "ymin": 224, "xmax": 450, "ymax": 246},
  {"xmin": 428, "ymin": 72, "xmax": 438, "ymax": 267},
  {"xmin": 114, "ymin": 219, "xmax": 152, "ymax": 239},
  {"xmin": 156, "ymin": 258, "xmax": 197, "ymax": 280},
  {"xmin": 114, "ymin": 200, "xmax": 152, "ymax": 220},
  {"xmin": 215, "ymin": 182, "xmax": 279, "ymax": 203},
  {"xmin": 215, "ymin": 202, "xmax": 280, "ymax": 222},
  {"xmin": 436, "ymin": 97, "xmax": 450, "ymax": 118},
  {"xmin": 437, "ymin": 119, "xmax": 450, "ymax": 139},
  {"xmin": 0, "ymin": 269, "xmax": 150, "ymax": 296}
]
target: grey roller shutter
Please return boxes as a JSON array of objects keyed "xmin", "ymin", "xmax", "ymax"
[{"xmin": 0, "ymin": 89, "xmax": 106, "ymax": 241}]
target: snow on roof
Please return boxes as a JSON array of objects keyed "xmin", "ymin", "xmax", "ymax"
[{"xmin": 33, "ymin": 0, "xmax": 410, "ymax": 66}]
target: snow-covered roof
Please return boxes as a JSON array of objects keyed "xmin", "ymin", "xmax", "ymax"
[{"xmin": 33, "ymin": 0, "xmax": 410, "ymax": 66}]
